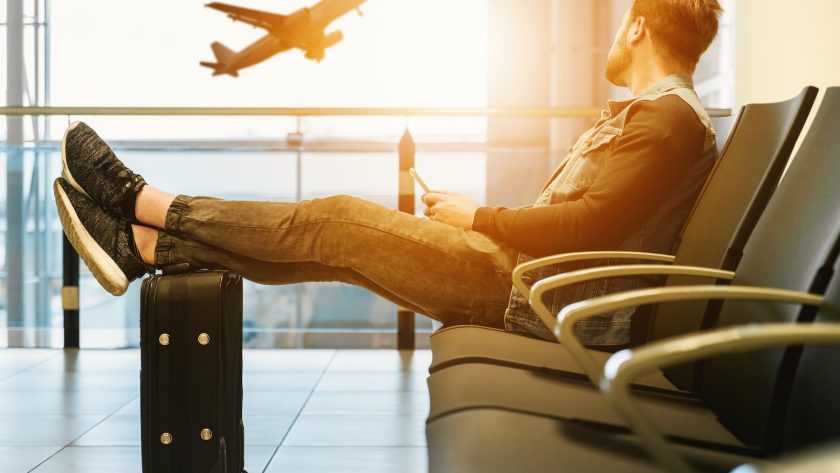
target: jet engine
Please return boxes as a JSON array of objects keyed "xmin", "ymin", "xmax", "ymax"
[
  {"xmin": 304, "ymin": 30, "xmax": 344, "ymax": 61},
  {"xmin": 320, "ymin": 30, "xmax": 344, "ymax": 49}
]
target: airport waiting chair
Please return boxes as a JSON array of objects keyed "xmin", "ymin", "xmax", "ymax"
[
  {"xmin": 732, "ymin": 443, "xmax": 840, "ymax": 473},
  {"xmin": 426, "ymin": 87, "xmax": 838, "ymax": 419},
  {"xmin": 427, "ymin": 272, "xmax": 840, "ymax": 473},
  {"xmin": 427, "ymin": 87, "xmax": 818, "ymax": 391},
  {"xmin": 594, "ymin": 269, "xmax": 840, "ymax": 472},
  {"xmin": 426, "ymin": 87, "xmax": 840, "ymax": 473}
]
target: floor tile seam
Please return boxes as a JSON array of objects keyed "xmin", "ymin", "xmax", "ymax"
[
  {"xmin": 60, "ymin": 442, "xmax": 288, "ymax": 448},
  {"xmin": 55, "ymin": 413, "xmax": 301, "ymax": 419},
  {"xmin": 294, "ymin": 414, "xmax": 430, "ymax": 418},
  {"xmin": 321, "ymin": 368, "xmax": 430, "ymax": 371},
  {"xmin": 307, "ymin": 389, "xmax": 430, "ymax": 393},
  {"xmin": 26, "ymin": 445, "xmax": 67, "ymax": 473},
  {"xmin": 256, "ymin": 439, "xmax": 287, "ymax": 471},
  {"xmin": 270, "ymin": 445, "xmax": 428, "ymax": 449},
  {"xmin": 311, "ymin": 390, "xmax": 430, "ymax": 393},
  {"xmin": 27, "ymin": 367, "xmax": 141, "ymax": 371},
  {"xmin": 0, "ymin": 414, "xmax": 126, "ymax": 419},
  {"xmin": 26, "ymin": 369, "xmax": 141, "ymax": 373},
  {"xmin": 64, "ymin": 442, "xmax": 141, "ymax": 448},
  {"xmin": 0, "ymin": 352, "xmax": 64, "ymax": 382},
  {"xmin": 280, "ymin": 442, "xmax": 428, "ymax": 448},
  {"xmin": 33, "ymin": 446, "xmax": 138, "ymax": 450},
  {"xmin": 323, "ymin": 371, "xmax": 431, "ymax": 375},
  {"xmin": 0, "ymin": 388, "xmax": 140, "ymax": 392},
  {"xmin": 261, "ymin": 350, "xmax": 338, "ymax": 473},
  {"xmin": 64, "ymin": 395, "xmax": 140, "ymax": 448}
]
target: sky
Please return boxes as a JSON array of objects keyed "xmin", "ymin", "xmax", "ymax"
[{"xmin": 45, "ymin": 0, "xmax": 489, "ymax": 140}]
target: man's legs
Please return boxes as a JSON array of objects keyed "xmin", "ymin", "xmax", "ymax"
[{"xmin": 134, "ymin": 187, "xmax": 518, "ymax": 328}]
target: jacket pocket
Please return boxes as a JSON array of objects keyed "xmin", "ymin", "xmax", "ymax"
[
  {"xmin": 558, "ymin": 127, "xmax": 621, "ymax": 192},
  {"xmin": 579, "ymin": 126, "xmax": 622, "ymax": 156}
]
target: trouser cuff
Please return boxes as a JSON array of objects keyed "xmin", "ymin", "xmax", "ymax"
[
  {"xmin": 154, "ymin": 194, "xmax": 192, "ymax": 267},
  {"xmin": 154, "ymin": 231, "xmax": 179, "ymax": 267},
  {"xmin": 164, "ymin": 194, "xmax": 192, "ymax": 235}
]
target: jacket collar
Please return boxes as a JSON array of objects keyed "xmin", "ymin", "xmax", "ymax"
[{"xmin": 606, "ymin": 74, "xmax": 695, "ymax": 117}]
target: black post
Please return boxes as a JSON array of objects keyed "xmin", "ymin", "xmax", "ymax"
[
  {"xmin": 396, "ymin": 129, "xmax": 416, "ymax": 350},
  {"xmin": 62, "ymin": 234, "xmax": 80, "ymax": 348}
]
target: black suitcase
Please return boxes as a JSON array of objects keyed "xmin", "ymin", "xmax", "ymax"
[{"xmin": 140, "ymin": 265, "xmax": 245, "ymax": 473}]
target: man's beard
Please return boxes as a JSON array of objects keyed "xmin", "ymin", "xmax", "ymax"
[{"xmin": 605, "ymin": 32, "xmax": 632, "ymax": 87}]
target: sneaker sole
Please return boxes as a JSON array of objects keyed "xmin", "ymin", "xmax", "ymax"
[
  {"xmin": 53, "ymin": 179, "xmax": 129, "ymax": 296},
  {"xmin": 61, "ymin": 121, "xmax": 94, "ymax": 200}
]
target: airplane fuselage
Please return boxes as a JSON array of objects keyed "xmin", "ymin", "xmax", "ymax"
[
  {"xmin": 308, "ymin": 0, "xmax": 366, "ymax": 31},
  {"xmin": 228, "ymin": 35, "xmax": 291, "ymax": 72},
  {"xmin": 206, "ymin": 0, "xmax": 366, "ymax": 76}
]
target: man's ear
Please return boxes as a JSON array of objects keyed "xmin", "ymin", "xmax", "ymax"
[{"xmin": 627, "ymin": 16, "xmax": 647, "ymax": 45}]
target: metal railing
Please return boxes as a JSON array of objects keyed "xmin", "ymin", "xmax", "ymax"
[
  {"xmin": 0, "ymin": 106, "xmax": 732, "ymax": 118},
  {"xmin": 2, "ymin": 105, "xmax": 732, "ymax": 350}
]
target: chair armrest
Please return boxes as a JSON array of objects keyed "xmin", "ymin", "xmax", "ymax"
[
  {"xmin": 601, "ymin": 322, "xmax": 839, "ymax": 473},
  {"xmin": 512, "ymin": 251, "xmax": 676, "ymax": 298},
  {"xmin": 557, "ymin": 285, "xmax": 822, "ymax": 386},
  {"xmin": 528, "ymin": 265, "xmax": 734, "ymax": 335}
]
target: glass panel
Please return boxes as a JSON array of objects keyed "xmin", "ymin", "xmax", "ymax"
[
  {"xmin": 693, "ymin": 0, "xmax": 736, "ymax": 108},
  {"xmin": 1, "ymin": 133, "xmax": 495, "ymax": 349},
  {"xmin": 45, "ymin": 116, "xmax": 301, "ymax": 143},
  {"xmin": 0, "ymin": 148, "xmax": 64, "ymax": 348},
  {"xmin": 49, "ymin": 0, "xmax": 488, "ymax": 139},
  {"xmin": 0, "ymin": 149, "xmax": 5, "ymax": 341},
  {"xmin": 64, "ymin": 146, "xmax": 491, "ymax": 349},
  {"xmin": 4, "ymin": 0, "xmax": 740, "ymax": 348},
  {"xmin": 0, "ymin": 25, "xmax": 6, "ymax": 113}
]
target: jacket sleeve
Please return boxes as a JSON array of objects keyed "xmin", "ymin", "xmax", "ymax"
[{"xmin": 472, "ymin": 96, "xmax": 707, "ymax": 258}]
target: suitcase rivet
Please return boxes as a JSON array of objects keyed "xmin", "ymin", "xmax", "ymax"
[
  {"xmin": 158, "ymin": 333, "xmax": 170, "ymax": 346},
  {"xmin": 160, "ymin": 433, "xmax": 173, "ymax": 445},
  {"xmin": 200, "ymin": 428, "xmax": 213, "ymax": 441},
  {"xmin": 198, "ymin": 333, "xmax": 210, "ymax": 345}
]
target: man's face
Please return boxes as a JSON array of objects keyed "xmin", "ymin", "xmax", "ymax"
[{"xmin": 605, "ymin": 11, "xmax": 633, "ymax": 87}]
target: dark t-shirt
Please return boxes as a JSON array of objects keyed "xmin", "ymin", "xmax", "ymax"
[{"xmin": 472, "ymin": 94, "xmax": 708, "ymax": 258}]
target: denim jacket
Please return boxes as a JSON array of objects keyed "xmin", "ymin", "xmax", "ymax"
[{"xmin": 503, "ymin": 75, "xmax": 718, "ymax": 345}]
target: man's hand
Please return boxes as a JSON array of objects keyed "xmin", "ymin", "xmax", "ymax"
[{"xmin": 422, "ymin": 191, "xmax": 479, "ymax": 230}]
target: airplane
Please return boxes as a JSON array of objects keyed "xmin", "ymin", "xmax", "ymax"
[{"xmin": 201, "ymin": 0, "xmax": 366, "ymax": 77}]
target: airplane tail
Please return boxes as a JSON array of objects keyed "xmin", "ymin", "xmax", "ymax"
[
  {"xmin": 200, "ymin": 42, "xmax": 239, "ymax": 77},
  {"xmin": 210, "ymin": 41, "xmax": 236, "ymax": 64}
]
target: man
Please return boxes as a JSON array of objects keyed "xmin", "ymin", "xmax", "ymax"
[{"xmin": 54, "ymin": 0, "xmax": 722, "ymax": 346}]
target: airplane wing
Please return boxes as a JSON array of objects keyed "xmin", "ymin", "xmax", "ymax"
[{"xmin": 206, "ymin": 2, "xmax": 287, "ymax": 30}]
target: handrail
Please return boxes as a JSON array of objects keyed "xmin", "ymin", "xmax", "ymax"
[
  {"xmin": 0, "ymin": 106, "xmax": 733, "ymax": 118},
  {"xmin": 0, "ymin": 140, "xmax": 553, "ymax": 154}
]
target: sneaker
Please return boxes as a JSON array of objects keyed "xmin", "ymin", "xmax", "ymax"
[
  {"xmin": 61, "ymin": 121, "xmax": 147, "ymax": 223},
  {"xmin": 54, "ymin": 177, "xmax": 155, "ymax": 296}
]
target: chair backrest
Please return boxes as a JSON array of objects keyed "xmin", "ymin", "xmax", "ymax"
[
  {"xmin": 712, "ymin": 114, "xmax": 737, "ymax": 156},
  {"xmin": 783, "ymin": 267, "xmax": 840, "ymax": 452},
  {"xmin": 699, "ymin": 87, "xmax": 840, "ymax": 448},
  {"xmin": 650, "ymin": 87, "xmax": 818, "ymax": 352}
]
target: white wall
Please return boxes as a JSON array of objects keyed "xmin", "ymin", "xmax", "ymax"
[{"xmin": 735, "ymin": 0, "xmax": 840, "ymax": 107}]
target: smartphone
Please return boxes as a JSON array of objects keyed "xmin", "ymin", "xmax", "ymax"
[{"xmin": 409, "ymin": 168, "xmax": 432, "ymax": 193}]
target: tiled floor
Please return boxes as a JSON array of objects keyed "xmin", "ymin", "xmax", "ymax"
[{"xmin": 0, "ymin": 348, "xmax": 431, "ymax": 473}]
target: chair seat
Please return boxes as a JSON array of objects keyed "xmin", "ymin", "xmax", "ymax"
[
  {"xmin": 430, "ymin": 325, "xmax": 679, "ymax": 391},
  {"xmin": 427, "ymin": 362, "xmax": 743, "ymax": 448},
  {"xmin": 426, "ymin": 408, "xmax": 769, "ymax": 473}
]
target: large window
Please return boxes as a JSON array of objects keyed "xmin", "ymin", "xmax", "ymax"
[
  {"xmin": 2, "ymin": 0, "xmax": 490, "ymax": 348},
  {"xmin": 2, "ymin": 0, "xmax": 736, "ymax": 348},
  {"xmin": 48, "ymin": 0, "xmax": 488, "ymax": 141}
]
